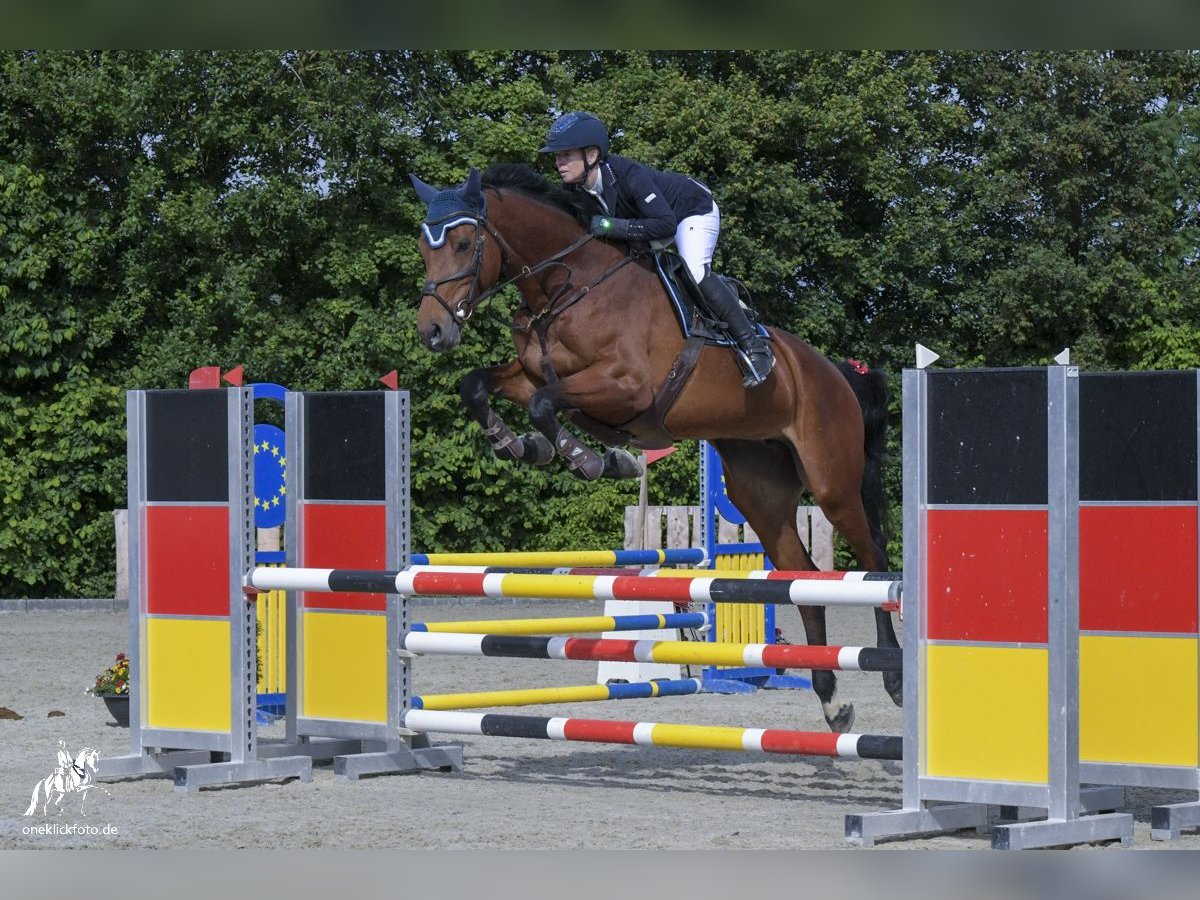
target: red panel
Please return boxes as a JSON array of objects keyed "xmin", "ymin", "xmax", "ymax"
[
  {"xmin": 146, "ymin": 506, "xmax": 230, "ymax": 617},
  {"xmin": 926, "ymin": 508, "xmax": 1048, "ymax": 644},
  {"xmin": 562, "ymin": 637, "xmax": 638, "ymax": 662},
  {"xmin": 761, "ymin": 730, "xmax": 839, "ymax": 756},
  {"xmin": 611, "ymin": 577, "xmax": 693, "ymax": 602},
  {"xmin": 562, "ymin": 718, "xmax": 638, "ymax": 744},
  {"xmin": 1080, "ymin": 505, "xmax": 1198, "ymax": 634},
  {"xmin": 762, "ymin": 645, "xmax": 841, "ymax": 669},
  {"xmin": 301, "ymin": 504, "xmax": 387, "ymax": 612},
  {"xmin": 410, "ymin": 571, "xmax": 487, "ymax": 596}
]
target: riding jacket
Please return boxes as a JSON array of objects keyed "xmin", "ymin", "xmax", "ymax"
[{"xmin": 579, "ymin": 155, "xmax": 714, "ymax": 241}]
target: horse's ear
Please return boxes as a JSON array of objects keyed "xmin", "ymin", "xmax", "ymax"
[
  {"xmin": 460, "ymin": 166, "xmax": 483, "ymax": 207},
  {"xmin": 409, "ymin": 173, "xmax": 440, "ymax": 205}
]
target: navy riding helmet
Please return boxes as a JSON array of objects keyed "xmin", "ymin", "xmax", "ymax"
[{"xmin": 538, "ymin": 111, "xmax": 610, "ymax": 158}]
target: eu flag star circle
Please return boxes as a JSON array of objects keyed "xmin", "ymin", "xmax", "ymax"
[{"xmin": 253, "ymin": 423, "xmax": 287, "ymax": 529}]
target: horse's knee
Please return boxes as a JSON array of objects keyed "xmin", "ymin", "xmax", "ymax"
[{"xmin": 459, "ymin": 369, "xmax": 490, "ymax": 411}]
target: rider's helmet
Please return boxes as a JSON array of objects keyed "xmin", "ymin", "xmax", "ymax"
[{"xmin": 538, "ymin": 112, "xmax": 610, "ymax": 159}]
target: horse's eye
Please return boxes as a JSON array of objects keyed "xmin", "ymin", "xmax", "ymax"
[{"xmin": 456, "ymin": 239, "xmax": 471, "ymax": 252}]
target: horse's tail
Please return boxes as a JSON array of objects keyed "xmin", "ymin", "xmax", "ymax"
[
  {"xmin": 835, "ymin": 359, "xmax": 889, "ymax": 562},
  {"xmin": 24, "ymin": 779, "xmax": 44, "ymax": 816}
]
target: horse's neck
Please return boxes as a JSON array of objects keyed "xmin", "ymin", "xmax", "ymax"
[{"xmin": 492, "ymin": 199, "xmax": 615, "ymax": 307}]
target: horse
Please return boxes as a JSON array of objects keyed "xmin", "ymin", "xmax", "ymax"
[
  {"xmin": 409, "ymin": 164, "xmax": 900, "ymax": 732},
  {"xmin": 25, "ymin": 746, "xmax": 108, "ymax": 816}
]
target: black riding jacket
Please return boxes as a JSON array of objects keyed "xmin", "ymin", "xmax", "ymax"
[{"xmin": 580, "ymin": 155, "xmax": 714, "ymax": 240}]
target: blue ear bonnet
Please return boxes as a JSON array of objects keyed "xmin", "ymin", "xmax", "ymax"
[{"xmin": 412, "ymin": 170, "xmax": 487, "ymax": 247}]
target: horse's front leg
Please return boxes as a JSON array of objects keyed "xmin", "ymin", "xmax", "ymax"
[
  {"xmin": 526, "ymin": 376, "xmax": 642, "ymax": 481},
  {"xmin": 460, "ymin": 361, "xmax": 555, "ymax": 466}
]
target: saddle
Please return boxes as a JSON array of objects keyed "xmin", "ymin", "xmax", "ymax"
[
  {"xmin": 650, "ymin": 250, "xmax": 770, "ymax": 346},
  {"xmin": 560, "ymin": 250, "xmax": 771, "ymax": 452}
]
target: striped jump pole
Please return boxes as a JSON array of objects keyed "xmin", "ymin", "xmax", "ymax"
[
  {"xmin": 411, "ymin": 678, "xmax": 705, "ymax": 711},
  {"xmin": 246, "ymin": 568, "xmax": 901, "ymax": 608},
  {"xmin": 411, "ymin": 611, "xmax": 712, "ymax": 637},
  {"xmin": 401, "ymin": 632, "xmax": 903, "ymax": 673},
  {"xmin": 404, "ymin": 709, "xmax": 902, "ymax": 760},
  {"xmin": 410, "ymin": 548, "xmax": 708, "ymax": 567}
]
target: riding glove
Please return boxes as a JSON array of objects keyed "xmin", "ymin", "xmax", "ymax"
[{"xmin": 589, "ymin": 216, "xmax": 649, "ymax": 241}]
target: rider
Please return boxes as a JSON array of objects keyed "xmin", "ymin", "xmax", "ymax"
[
  {"xmin": 538, "ymin": 111, "xmax": 775, "ymax": 388},
  {"xmin": 55, "ymin": 740, "xmax": 72, "ymax": 779}
]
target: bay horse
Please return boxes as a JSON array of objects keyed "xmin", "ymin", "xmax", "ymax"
[{"xmin": 410, "ymin": 164, "xmax": 900, "ymax": 732}]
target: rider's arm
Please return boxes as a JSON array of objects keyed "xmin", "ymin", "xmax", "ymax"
[{"xmin": 589, "ymin": 162, "xmax": 677, "ymax": 241}]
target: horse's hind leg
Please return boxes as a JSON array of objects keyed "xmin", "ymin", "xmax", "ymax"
[
  {"xmin": 802, "ymin": 454, "xmax": 903, "ymax": 708},
  {"xmin": 460, "ymin": 361, "xmax": 555, "ymax": 466},
  {"xmin": 712, "ymin": 439, "xmax": 855, "ymax": 733}
]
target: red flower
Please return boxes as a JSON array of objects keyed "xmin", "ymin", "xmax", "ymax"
[{"xmin": 847, "ymin": 358, "xmax": 869, "ymax": 375}]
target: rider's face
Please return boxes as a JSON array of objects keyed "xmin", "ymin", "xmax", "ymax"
[{"xmin": 554, "ymin": 149, "xmax": 597, "ymax": 187}]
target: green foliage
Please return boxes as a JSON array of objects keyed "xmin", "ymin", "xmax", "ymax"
[{"xmin": 2, "ymin": 51, "xmax": 1199, "ymax": 596}]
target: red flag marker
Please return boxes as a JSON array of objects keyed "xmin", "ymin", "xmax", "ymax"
[{"xmin": 643, "ymin": 446, "xmax": 677, "ymax": 466}]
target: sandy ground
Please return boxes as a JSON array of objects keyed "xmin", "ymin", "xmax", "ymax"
[{"xmin": 1, "ymin": 601, "xmax": 1198, "ymax": 851}]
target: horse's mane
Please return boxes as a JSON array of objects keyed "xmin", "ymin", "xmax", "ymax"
[{"xmin": 482, "ymin": 163, "xmax": 593, "ymax": 228}]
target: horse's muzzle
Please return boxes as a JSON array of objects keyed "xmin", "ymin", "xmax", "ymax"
[{"xmin": 419, "ymin": 318, "xmax": 461, "ymax": 352}]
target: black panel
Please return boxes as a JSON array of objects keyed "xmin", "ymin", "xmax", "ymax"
[
  {"xmin": 480, "ymin": 714, "xmax": 554, "ymax": 740},
  {"xmin": 480, "ymin": 635, "xmax": 553, "ymax": 659},
  {"xmin": 303, "ymin": 393, "xmax": 386, "ymax": 501},
  {"xmin": 1079, "ymin": 372, "xmax": 1197, "ymax": 502},
  {"xmin": 146, "ymin": 390, "xmax": 230, "ymax": 502},
  {"xmin": 327, "ymin": 570, "xmax": 398, "ymax": 593},
  {"xmin": 926, "ymin": 369, "xmax": 1048, "ymax": 505}
]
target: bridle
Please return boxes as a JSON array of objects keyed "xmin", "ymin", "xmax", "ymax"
[
  {"xmin": 419, "ymin": 202, "xmax": 603, "ymax": 325},
  {"xmin": 418, "ymin": 195, "xmax": 641, "ymax": 333}
]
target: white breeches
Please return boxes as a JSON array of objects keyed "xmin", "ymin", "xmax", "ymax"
[{"xmin": 674, "ymin": 202, "xmax": 720, "ymax": 283}]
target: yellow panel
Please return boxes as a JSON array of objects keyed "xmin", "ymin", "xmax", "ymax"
[
  {"xmin": 146, "ymin": 618, "xmax": 231, "ymax": 732},
  {"xmin": 303, "ymin": 611, "xmax": 387, "ymax": 723},
  {"xmin": 1081, "ymin": 635, "xmax": 1198, "ymax": 767},
  {"xmin": 713, "ymin": 552, "xmax": 767, "ymax": 661},
  {"xmin": 926, "ymin": 644, "xmax": 1048, "ymax": 783}
]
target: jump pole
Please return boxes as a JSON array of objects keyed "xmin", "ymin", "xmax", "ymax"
[
  {"xmin": 411, "ymin": 678, "xmax": 706, "ymax": 711},
  {"xmin": 246, "ymin": 568, "xmax": 900, "ymax": 607},
  {"xmin": 411, "ymin": 611, "xmax": 714, "ymax": 636},
  {"xmin": 401, "ymin": 632, "xmax": 903, "ymax": 672},
  {"xmin": 403, "ymin": 710, "xmax": 902, "ymax": 760}
]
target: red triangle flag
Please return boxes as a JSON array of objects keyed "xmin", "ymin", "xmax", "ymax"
[
  {"xmin": 222, "ymin": 365, "xmax": 245, "ymax": 386},
  {"xmin": 643, "ymin": 446, "xmax": 677, "ymax": 466},
  {"xmin": 379, "ymin": 371, "xmax": 399, "ymax": 390},
  {"xmin": 188, "ymin": 366, "xmax": 221, "ymax": 389}
]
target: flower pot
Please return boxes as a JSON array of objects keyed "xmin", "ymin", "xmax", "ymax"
[{"xmin": 101, "ymin": 694, "xmax": 130, "ymax": 727}]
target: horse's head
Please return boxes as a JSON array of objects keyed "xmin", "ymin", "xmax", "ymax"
[{"xmin": 410, "ymin": 167, "xmax": 503, "ymax": 351}]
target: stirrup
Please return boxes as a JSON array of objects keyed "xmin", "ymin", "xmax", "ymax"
[{"xmin": 734, "ymin": 343, "xmax": 775, "ymax": 388}]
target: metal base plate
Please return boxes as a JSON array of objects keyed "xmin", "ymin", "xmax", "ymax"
[
  {"xmin": 173, "ymin": 755, "xmax": 313, "ymax": 791},
  {"xmin": 846, "ymin": 802, "xmax": 990, "ymax": 846},
  {"xmin": 333, "ymin": 744, "xmax": 464, "ymax": 780},
  {"xmin": 1151, "ymin": 800, "xmax": 1200, "ymax": 841}
]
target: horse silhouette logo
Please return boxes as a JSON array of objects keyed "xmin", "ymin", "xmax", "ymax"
[{"xmin": 24, "ymin": 741, "xmax": 110, "ymax": 816}]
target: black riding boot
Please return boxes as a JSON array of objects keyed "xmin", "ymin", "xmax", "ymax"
[{"xmin": 698, "ymin": 273, "xmax": 775, "ymax": 387}]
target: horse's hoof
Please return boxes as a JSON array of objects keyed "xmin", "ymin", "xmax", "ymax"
[
  {"xmin": 824, "ymin": 701, "xmax": 855, "ymax": 733},
  {"xmin": 601, "ymin": 448, "xmax": 643, "ymax": 480},
  {"xmin": 519, "ymin": 432, "xmax": 555, "ymax": 465},
  {"xmin": 884, "ymin": 671, "xmax": 903, "ymax": 707}
]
